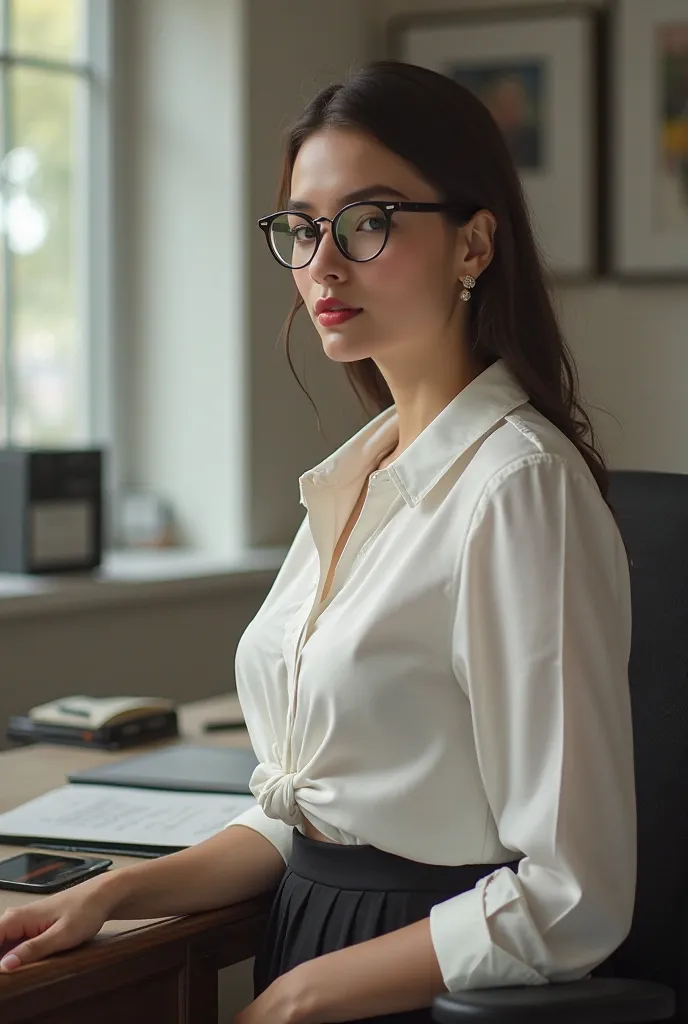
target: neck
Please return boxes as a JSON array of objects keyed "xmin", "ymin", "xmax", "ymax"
[{"xmin": 375, "ymin": 347, "xmax": 485, "ymax": 468}]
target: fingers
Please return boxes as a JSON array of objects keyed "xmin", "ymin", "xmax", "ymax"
[
  {"xmin": 0, "ymin": 908, "xmax": 65, "ymax": 972},
  {"xmin": 0, "ymin": 908, "xmax": 50, "ymax": 945},
  {"xmin": 0, "ymin": 923, "xmax": 67, "ymax": 971}
]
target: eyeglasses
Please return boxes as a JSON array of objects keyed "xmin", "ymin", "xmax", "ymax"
[{"xmin": 257, "ymin": 200, "xmax": 472, "ymax": 269}]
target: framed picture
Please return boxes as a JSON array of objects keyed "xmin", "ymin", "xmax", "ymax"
[
  {"xmin": 613, "ymin": 0, "xmax": 688, "ymax": 278},
  {"xmin": 388, "ymin": 5, "xmax": 604, "ymax": 280}
]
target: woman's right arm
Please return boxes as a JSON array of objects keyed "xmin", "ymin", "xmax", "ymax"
[
  {"xmin": 0, "ymin": 822, "xmax": 287, "ymax": 971},
  {"xmin": 109, "ymin": 821, "xmax": 287, "ymax": 917}
]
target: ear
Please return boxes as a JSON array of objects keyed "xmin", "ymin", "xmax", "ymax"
[{"xmin": 454, "ymin": 209, "xmax": 497, "ymax": 283}]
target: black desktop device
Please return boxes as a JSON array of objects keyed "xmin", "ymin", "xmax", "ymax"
[{"xmin": 0, "ymin": 448, "xmax": 103, "ymax": 574}]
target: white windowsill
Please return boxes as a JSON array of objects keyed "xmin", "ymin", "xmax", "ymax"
[{"xmin": 0, "ymin": 547, "xmax": 287, "ymax": 619}]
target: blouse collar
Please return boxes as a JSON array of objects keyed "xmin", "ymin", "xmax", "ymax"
[{"xmin": 299, "ymin": 358, "xmax": 529, "ymax": 509}]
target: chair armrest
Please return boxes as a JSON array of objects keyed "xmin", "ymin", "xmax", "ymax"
[{"xmin": 432, "ymin": 977, "xmax": 675, "ymax": 1024}]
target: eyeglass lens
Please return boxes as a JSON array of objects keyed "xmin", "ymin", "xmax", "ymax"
[{"xmin": 269, "ymin": 204, "xmax": 388, "ymax": 267}]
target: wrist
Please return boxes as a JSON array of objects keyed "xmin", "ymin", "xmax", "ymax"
[
  {"xmin": 285, "ymin": 960, "xmax": 325, "ymax": 1024},
  {"xmin": 90, "ymin": 863, "xmax": 140, "ymax": 918}
]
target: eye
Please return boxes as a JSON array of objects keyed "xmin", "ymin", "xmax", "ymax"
[
  {"xmin": 292, "ymin": 224, "xmax": 317, "ymax": 243},
  {"xmin": 357, "ymin": 215, "xmax": 387, "ymax": 233}
]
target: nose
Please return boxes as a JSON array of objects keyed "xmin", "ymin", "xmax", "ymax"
[{"xmin": 307, "ymin": 222, "xmax": 349, "ymax": 285}]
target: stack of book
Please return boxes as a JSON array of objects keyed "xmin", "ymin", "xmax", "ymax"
[{"xmin": 7, "ymin": 695, "xmax": 179, "ymax": 751}]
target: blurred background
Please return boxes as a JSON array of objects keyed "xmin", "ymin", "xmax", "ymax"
[{"xmin": 0, "ymin": 0, "xmax": 686, "ymax": 729}]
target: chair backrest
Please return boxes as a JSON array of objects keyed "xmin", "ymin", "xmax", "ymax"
[{"xmin": 606, "ymin": 471, "xmax": 688, "ymax": 1013}]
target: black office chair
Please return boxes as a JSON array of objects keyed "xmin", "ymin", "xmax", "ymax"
[{"xmin": 433, "ymin": 470, "xmax": 688, "ymax": 1023}]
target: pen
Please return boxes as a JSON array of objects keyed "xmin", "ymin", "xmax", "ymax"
[
  {"xmin": 26, "ymin": 842, "xmax": 166, "ymax": 859},
  {"xmin": 57, "ymin": 704, "xmax": 91, "ymax": 718},
  {"xmin": 202, "ymin": 720, "xmax": 246, "ymax": 732}
]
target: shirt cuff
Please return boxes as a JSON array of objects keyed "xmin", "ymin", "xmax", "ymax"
[
  {"xmin": 429, "ymin": 871, "xmax": 549, "ymax": 992},
  {"xmin": 224, "ymin": 802, "xmax": 294, "ymax": 864}
]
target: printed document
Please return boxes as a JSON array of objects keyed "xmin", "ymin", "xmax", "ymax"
[{"xmin": 0, "ymin": 785, "xmax": 256, "ymax": 849}]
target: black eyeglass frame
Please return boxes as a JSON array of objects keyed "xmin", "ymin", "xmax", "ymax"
[{"xmin": 257, "ymin": 200, "xmax": 475, "ymax": 269}]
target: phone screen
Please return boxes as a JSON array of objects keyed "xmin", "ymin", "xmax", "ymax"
[{"xmin": 0, "ymin": 852, "xmax": 99, "ymax": 886}]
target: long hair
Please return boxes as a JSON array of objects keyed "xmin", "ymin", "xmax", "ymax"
[{"xmin": 276, "ymin": 60, "xmax": 609, "ymax": 502}]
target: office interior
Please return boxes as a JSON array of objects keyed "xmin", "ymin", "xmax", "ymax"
[{"xmin": 0, "ymin": 0, "xmax": 686, "ymax": 1018}]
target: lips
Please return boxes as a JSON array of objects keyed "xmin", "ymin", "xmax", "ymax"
[
  {"xmin": 314, "ymin": 296, "xmax": 363, "ymax": 328},
  {"xmin": 317, "ymin": 308, "xmax": 362, "ymax": 327},
  {"xmin": 314, "ymin": 297, "xmax": 360, "ymax": 315}
]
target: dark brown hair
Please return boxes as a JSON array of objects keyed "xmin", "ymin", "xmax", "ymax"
[{"xmin": 277, "ymin": 60, "xmax": 609, "ymax": 502}]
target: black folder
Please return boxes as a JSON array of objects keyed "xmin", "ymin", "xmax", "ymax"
[{"xmin": 67, "ymin": 744, "xmax": 258, "ymax": 795}]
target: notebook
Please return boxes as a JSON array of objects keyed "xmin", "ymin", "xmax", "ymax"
[{"xmin": 67, "ymin": 744, "xmax": 259, "ymax": 795}]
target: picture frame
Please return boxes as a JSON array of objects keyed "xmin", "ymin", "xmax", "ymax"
[
  {"xmin": 612, "ymin": 0, "xmax": 688, "ymax": 278},
  {"xmin": 388, "ymin": 5, "xmax": 605, "ymax": 280}
]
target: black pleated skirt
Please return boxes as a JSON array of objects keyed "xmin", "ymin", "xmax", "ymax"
[{"xmin": 253, "ymin": 827, "xmax": 519, "ymax": 1024}]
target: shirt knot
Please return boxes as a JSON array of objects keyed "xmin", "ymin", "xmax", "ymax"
[{"xmin": 250, "ymin": 761, "xmax": 302, "ymax": 825}]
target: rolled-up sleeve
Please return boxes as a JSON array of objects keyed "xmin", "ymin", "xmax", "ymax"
[
  {"xmin": 430, "ymin": 454, "xmax": 636, "ymax": 992},
  {"xmin": 224, "ymin": 803, "xmax": 294, "ymax": 865}
]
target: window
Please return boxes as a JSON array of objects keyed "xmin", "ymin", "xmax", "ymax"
[{"xmin": 0, "ymin": 0, "xmax": 110, "ymax": 447}]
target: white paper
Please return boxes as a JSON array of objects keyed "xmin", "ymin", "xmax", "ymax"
[{"xmin": 0, "ymin": 785, "xmax": 256, "ymax": 849}]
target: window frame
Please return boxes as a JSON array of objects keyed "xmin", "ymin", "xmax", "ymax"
[{"xmin": 0, "ymin": 0, "xmax": 113, "ymax": 460}]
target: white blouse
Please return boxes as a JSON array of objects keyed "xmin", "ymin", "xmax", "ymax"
[{"xmin": 228, "ymin": 358, "xmax": 636, "ymax": 993}]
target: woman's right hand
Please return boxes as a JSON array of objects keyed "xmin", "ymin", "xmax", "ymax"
[{"xmin": 0, "ymin": 875, "xmax": 116, "ymax": 972}]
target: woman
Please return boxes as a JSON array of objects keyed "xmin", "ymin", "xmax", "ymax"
[{"xmin": 0, "ymin": 62, "xmax": 635, "ymax": 1024}]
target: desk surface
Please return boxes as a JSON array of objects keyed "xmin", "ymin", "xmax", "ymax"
[{"xmin": 0, "ymin": 694, "xmax": 266, "ymax": 1024}]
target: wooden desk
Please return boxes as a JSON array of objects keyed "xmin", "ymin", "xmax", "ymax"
[{"xmin": 0, "ymin": 695, "xmax": 269, "ymax": 1024}]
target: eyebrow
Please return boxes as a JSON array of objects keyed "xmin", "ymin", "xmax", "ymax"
[{"xmin": 287, "ymin": 184, "xmax": 410, "ymax": 211}]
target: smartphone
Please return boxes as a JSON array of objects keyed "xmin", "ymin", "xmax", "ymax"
[{"xmin": 0, "ymin": 851, "xmax": 112, "ymax": 893}]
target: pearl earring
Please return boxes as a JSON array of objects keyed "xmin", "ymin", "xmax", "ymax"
[{"xmin": 459, "ymin": 275, "xmax": 476, "ymax": 302}]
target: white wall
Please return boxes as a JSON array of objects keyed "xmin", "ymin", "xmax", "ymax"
[
  {"xmin": 118, "ymin": 0, "xmax": 248, "ymax": 554},
  {"xmin": 372, "ymin": 0, "xmax": 688, "ymax": 474},
  {"xmin": 118, "ymin": 0, "xmax": 374, "ymax": 552},
  {"xmin": 558, "ymin": 285, "xmax": 687, "ymax": 471}
]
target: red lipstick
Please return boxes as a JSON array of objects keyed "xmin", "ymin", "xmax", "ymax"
[{"xmin": 314, "ymin": 297, "xmax": 363, "ymax": 327}]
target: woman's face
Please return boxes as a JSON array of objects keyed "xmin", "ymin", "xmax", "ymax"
[{"xmin": 289, "ymin": 128, "xmax": 466, "ymax": 367}]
